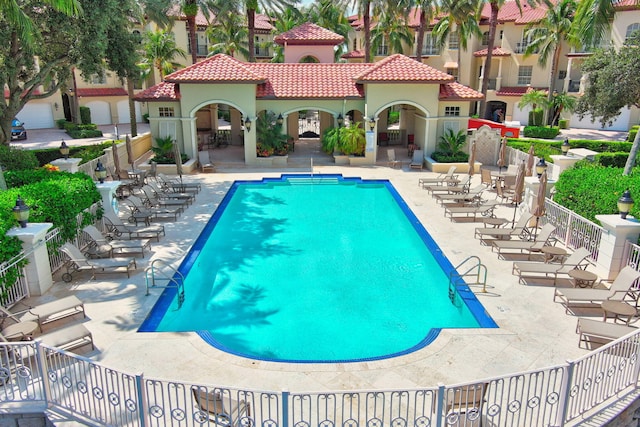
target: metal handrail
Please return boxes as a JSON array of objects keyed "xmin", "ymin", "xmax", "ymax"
[
  {"xmin": 144, "ymin": 259, "xmax": 185, "ymax": 309},
  {"xmin": 450, "ymin": 255, "xmax": 488, "ymax": 293}
]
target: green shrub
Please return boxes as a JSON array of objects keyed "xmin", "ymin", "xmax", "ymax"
[
  {"xmin": 528, "ymin": 108, "xmax": 544, "ymax": 126},
  {"xmin": 56, "ymin": 119, "xmax": 69, "ymax": 129},
  {"xmin": 553, "ymin": 163, "xmax": 640, "ymax": 222},
  {"xmin": 79, "ymin": 106, "xmax": 92, "ymax": 124},
  {"xmin": 33, "ymin": 142, "xmax": 113, "ymax": 166},
  {"xmin": 66, "ymin": 129, "xmax": 104, "ymax": 139},
  {"xmin": 558, "ymin": 119, "xmax": 568, "ymax": 129},
  {"xmin": 628, "ymin": 125, "xmax": 639, "ymax": 142},
  {"xmin": 143, "ymin": 113, "xmax": 150, "ymax": 123},
  {"xmin": 431, "ymin": 151, "xmax": 469, "ymax": 162},
  {"xmin": 388, "ymin": 111, "xmax": 400, "ymax": 124},
  {"xmin": 522, "ymin": 126, "xmax": 560, "ymax": 139},
  {"xmin": 0, "ymin": 145, "xmax": 39, "ymax": 171},
  {"xmin": 595, "ymin": 153, "xmax": 632, "ymax": 168}
]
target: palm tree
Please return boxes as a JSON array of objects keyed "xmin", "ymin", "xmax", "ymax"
[
  {"xmin": 523, "ymin": 0, "xmax": 579, "ymax": 124},
  {"xmin": 270, "ymin": 6, "xmax": 305, "ymax": 62},
  {"xmin": 479, "ymin": 0, "xmax": 539, "ymax": 118},
  {"xmin": 518, "ymin": 88, "xmax": 547, "ymax": 126},
  {"xmin": 433, "ymin": 0, "xmax": 482, "ymax": 76},
  {"xmin": 307, "ymin": 0, "xmax": 351, "ymax": 61},
  {"xmin": 2, "ymin": 0, "xmax": 80, "ymax": 48},
  {"xmin": 549, "ymin": 91, "xmax": 577, "ymax": 126},
  {"xmin": 139, "ymin": 29, "xmax": 187, "ymax": 80},
  {"xmin": 405, "ymin": 0, "xmax": 437, "ymax": 62},
  {"xmin": 244, "ymin": 0, "xmax": 295, "ymax": 62},
  {"xmin": 178, "ymin": 0, "xmax": 220, "ymax": 65},
  {"xmin": 206, "ymin": 10, "xmax": 249, "ymax": 58},
  {"xmin": 573, "ymin": 0, "xmax": 619, "ymax": 49},
  {"xmin": 371, "ymin": 7, "xmax": 414, "ymax": 56}
]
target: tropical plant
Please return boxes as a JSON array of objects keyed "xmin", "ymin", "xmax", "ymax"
[
  {"xmin": 256, "ymin": 111, "xmax": 291, "ymax": 157},
  {"xmin": 138, "ymin": 30, "xmax": 187, "ymax": 80},
  {"xmin": 518, "ymin": 89, "xmax": 548, "ymax": 126},
  {"xmin": 152, "ymin": 135, "xmax": 175, "ymax": 161},
  {"xmin": 523, "ymin": 0, "xmax": 579, "ymax": 124},
  {"xmin": 404, "ymin": 0, "xmax": 437, "ymax": 62},
  {"xmin": 549, "ymin": 91, "xmax": 577, "ymax": 127},
  {"xmin": 321, "ymin": 127, "xmax": 342, "ymax": 154},
  {"xmin": 371, "ymin": 6, "xmax": 414, "ymax": 56},
  {"xmin": 339, "ymin": 123, "xmax": 366, "ymax": 156},
  {"xmin": 206, "ymin": 9, "xmax": 249, "ymax": 58},
  {"xmin": 433, "ymin": 0, "xmax": 482, "ymax": 75},
  {"xmin": 435, "ymin": 129, "xmax": 467, "ymax": 157},
  {"xmin": 306, "ymin": 0, "xmax": 351, "ymax": 61}
]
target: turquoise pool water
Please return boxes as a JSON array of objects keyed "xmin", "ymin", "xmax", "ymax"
[{"xmin": 140, "ymin": 175, "xmax": 496, "ymax": 363}]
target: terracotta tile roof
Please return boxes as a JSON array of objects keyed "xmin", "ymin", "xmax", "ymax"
[
  {"xmin": 479, "ymin": 1, "xmax": 541, "ymax": 24},
  {"xmin": 473, "ymin": 47, "xmax": 512, "ymax": 57},
  {"xmin": 496, "ymin": 86, "xmax": 548, "ymax": 96},
  {"xmin": 76, "ymin": 88, "xmax": 127, "ymax": 97},
  {"xmin": 133, "ymin": 82, "xmax": 180, "ymax": 102},
  {"xmin": 354, "ymin": 54, "xmax": 454, "ymax": 83},
  {"xmin": 166, "ymin": 6, "xmax": 273, "ymax": 30},
  {"xmin": 165, "ymin": 54, "xmax": 265, "ymax": 83},
  {"xmin": 439, "ymin": 82, "xmax": 484, "ymax": 100},
  {"xmin": 254, "ymin": 14, "xmax": 274, "ymax": 31},
  {"xmin": 274, "ymin": 23, "xmax": 344, "ymax": 46},
  {"xmin": 342, "ymin": 50, "xmax": 365, "ymax": 59},
  {"xmin": 136, "ymin": 54, "xmax": 479, "ymax": 101},
  {"xmin": 514, "ymin": 1, "xmax": 552, "ymax": 24}
]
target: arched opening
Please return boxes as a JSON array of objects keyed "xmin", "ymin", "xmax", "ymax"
[
  {"xmin": 194, "ymin": 103, "xmax": 246, "ymax": 164},
  {"xmin": 299, "ymin": 56, "xmax": 320, "ymax": 63}
]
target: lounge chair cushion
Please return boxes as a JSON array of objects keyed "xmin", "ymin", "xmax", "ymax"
[
  {"xmin": 19, "ymin": 295, "xmax": 86, "ymax": 330},
  {"xmin": 576, "ymin": 318, "xmax": 636, "ymax": 348}
]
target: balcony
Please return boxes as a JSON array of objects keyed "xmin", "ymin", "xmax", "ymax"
[
  {"xmin": 255, "ymin": 47, "xmax": 272, "ymax": 58},
  {"xmin": 421, "ymin": 47, "xmax": 439, "ymax": 56},
  {"xmin": 515, "ymin": 42, "xmax": 539, "ymax": 54}
]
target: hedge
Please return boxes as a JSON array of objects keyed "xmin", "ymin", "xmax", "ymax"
[
  {"xmin": 522, "ymin": 126, "xmax": 561, "ymax": 139},
  {"xmin": 32, "ymin": 141, "xmax": 113, "ymax": 167}
]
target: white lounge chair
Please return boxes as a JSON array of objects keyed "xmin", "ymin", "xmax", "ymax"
[
  {"xmin": 123, "ymin": 195, "xmax": 181, "ymax": 222},
  {"xmin": 157, "ymin": 173, "xmax": 201, "ymax": 193},
  {"xmin": 1, "ymin": 295, "xmax": 85, "ymax": 332},
  {"xmin": 103, "ymin": 211, "xmax": 165, "ymax": 242},
  {"xmin": 426, "ymin": 176, "xmax": 471, "ymax": 195},
  {"xmin": 554, "ymin": 266, "xmax": 640, "ymax": 313},
  {"xmin": 512, "ymin": 247, "xmax": 593, "ymax": 285},
  {"xmin": 59, "ymin": 242, "xmax": 137, "ymax": 282},
  {"xmin": 198, "ymin": 150, "xmax": 215, "ymax": 172},
  {"xmin": 410, "ymin": 150, "xmax": 424, "ymax": 170},
  {"xmin": 83, "ymin": 225, "xmax": 152, "ymax": 258},
  {"xmin": 443, "ymin": 200, "xmax": 500, "ymax": 221},
  {"xmin": 419, "ymin": 165, "xmax": 457, "ymax": 187},
  {"xmin": 491, "ymin": 223, "xmax": 556, "ymax": 259},
  {"xmin": 192, "ymin": 387, "xmax": 251, "ymax": 427},
  {"xmin": 576, "ymin": 318, "xmax": 637, "ymax": 349},
  {"xmin": 0, "ymin": 322, "xmax": 94, "ymax": 353},
  {"xmin": 435, "ymin": 184, "xmax": 486, "ymax": 205},
  {"xmin": 474, "ymin": 212, "xmax": 533, "ymax": 242}
]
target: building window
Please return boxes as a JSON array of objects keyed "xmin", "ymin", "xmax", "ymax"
[
  {"xmin": 422, "ymin": 32, "xmax": 439, "ymax": 55},
  {"xmin": 90, "ymin": 74, "xmax": 106, "ymax": 85},
  {"xmin": 482, "ymin": 31, "xmax": 489, "ymax": 46},
  {"xmin": 444, "ymin": 106, "xmax": 460, "ymax": 117},
  {"xmin": 159, "ymin": 107, "xmax": 175, "ymax": 117},
  {"xmin": 625, "ymin": 23, "xmax": 640, "ymax": 43},
  {"xmin": 448, "ymin": 33, "xmax": 459, "ymax": 50},
  {"xmin": 446, "ymin": 68, "xmax": 458, "ymax": 82},
  {"xmin": 558, "ymin": 70, "xmax": 567, "ymax": 80},
  {"xmin": 517, "ymin": 66, "xmax": 533, "ymax": 85},
  {"xmin": 376, "ymin": 39, "xmax": 388, "ymax": 56}
]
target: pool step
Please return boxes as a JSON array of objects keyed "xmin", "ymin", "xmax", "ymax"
[{"xmin": 286, "ymin": 177, "xmax": 340, "ymax": 185}]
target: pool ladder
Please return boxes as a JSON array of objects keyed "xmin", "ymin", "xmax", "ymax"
[
  {"xmin": 145, "ymin": 260, "xmax": 185, "ymax": 309},
  {"xmin": 448, "ymin": 256, "xmax": 488, "ymax": 305}
]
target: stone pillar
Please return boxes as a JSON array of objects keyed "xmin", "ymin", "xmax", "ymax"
[
  {"xmin": 549, "ymin": 155, "xmax": 581, "ymax": 181},
  {"xmin": 7, "ymin": 223, "xmax": 54, "ymax": 296},
  {"xmin": 96, "ymin": 181, "xmax": 121, "ymax": 215},
  {"xmin": 51, "ymin": 158, "xmax": 82, "ymax": 173},
  {"xmin": 594, "ymin": 215, "xmax": 640, "ymax": 280}
]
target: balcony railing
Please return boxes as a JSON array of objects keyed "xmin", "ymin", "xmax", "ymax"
[{"xmin": 255, "ymin": 47, "xmax": 271, "ymax": 57}]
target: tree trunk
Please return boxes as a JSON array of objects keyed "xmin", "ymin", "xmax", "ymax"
[
  {"xmin": 546, "ymin": 47, "xmax": 561, "ymax": 125},
  {"xmin": 127, "ymin": 78, "xmax": 138, "ymax": 137},
  {"xmin": 248, "ymin": 9, "xmax": 256, "ymax": 62},
  {"xmin": 480, "ymin": 1, "xmax": 499, "ymax": 119},
  {"xmin": 415, "ymin": 11, "xmax": 426, "ymax": 62},
  {"xmin": 187, "ymin": 14, "xmax": 197, "ymax": 65},
  {"xmin": 624, "ymin": 129, "xmax": 639, "ymax": 176},
  {"xmin": 364, "ymin": 0, "xmax": 371, "ymax": 63}
]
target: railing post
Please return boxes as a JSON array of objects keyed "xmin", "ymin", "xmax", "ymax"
[
  {"xmin": 435, "ymin": 384, "xmax": 445, "ymax": 427},
  {"xmin": 557, "ymin": 360, "xmax": 575, "ymax": 427},
  {"xmin": 36, "ymin": 342, "xmax": 50, "ymax": 404},
  {"xmin": 282, "ymin": 389, "xmax": 289, "ymax": 427},
  {"xmin": 136, "ymin": 373, "xmax": 148, "ymax": 427}
]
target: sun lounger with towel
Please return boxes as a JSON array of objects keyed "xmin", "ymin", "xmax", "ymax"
[
  {"xmin": 410, "ymin": 150, "xmax": 424, "ymax": 170},
  {"xmin": 512, "ymin": 247, "xmax": 593, "ymax": 285},
  {"xmin": 443, "ymin": 200, "xmax": 500, "ymax": 221},
  {"xmin": 83, "ymin": 225, "xmax": 152, "ymax": 258},
  {"xmin": 554, "ymin": 266, "xmax": 640, "ymax": 313},
  {"xmin": 491, "ymin": 223, "xmax": 555, "ymax": 258},
  {"xmin": 576, "ymin": 318, "xmax": 637, "ymax": 349},
  {"xmin": 103, "ymin": 211, "xmax": 165, "ymax": 242},
  {"xmin": 474, "ymin": 212, "xmax": 533, "ymax": 242},
  {"xmin": 59, "ymin": 242, "xmax": 137, "ymax": 282}
]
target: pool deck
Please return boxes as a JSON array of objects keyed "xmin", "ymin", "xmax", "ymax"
[{"xmin": 18, "ymin": 161, "xmax": 600, "ymax": 393}]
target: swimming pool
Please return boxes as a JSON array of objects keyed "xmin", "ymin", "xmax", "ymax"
[{"xmin": 140, "ymin": 174, "xmax": 497, "ymax": 363}]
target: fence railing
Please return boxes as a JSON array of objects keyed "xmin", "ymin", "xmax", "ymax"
[
  {"xmin": 0, "ymin": 253, "xmax": 29, "ymax": 307},
  {"xmin": 1, "ymin": 327, "xmax": 640, "ymax": 427}
]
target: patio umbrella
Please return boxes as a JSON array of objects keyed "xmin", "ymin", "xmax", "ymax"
[
  {"xmin": 111, "ymin": 141, "xmax": 122, "ymax": 177},
  {"xmin": 497, "ymin": 136, "xmax": 507, "ymax": 172},
  {"xmin": 125, "ymin": 134, "xmax": 134, "ymax": 172},
  {"xmin": 511, "ymin": 161, "xmax": 526, "ymax": 227},
  {"xmin": 173, "ymin": 141, "xmax": 183, "ymax": 184},
  {"xmin": 533, "ymin": 170, "xmax": 548, "ymax": 239},
  {"xmin": 526, "ymin": 144, "xmax": 535, "ymax": 177},
  {"xmin": 468, "ymin": 141, "xmax": 476, "ymax": 177}
]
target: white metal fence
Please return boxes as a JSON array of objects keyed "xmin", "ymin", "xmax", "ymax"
[{"xmin": 1, "ymin": 328, "xmax": 639, "ymax": 427}]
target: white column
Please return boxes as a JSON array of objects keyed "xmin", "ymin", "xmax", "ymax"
[
  {"xmin": 496, "ymin": 58, "xmax": 503, "ymax": 91},
  {"xmin": 51, "ymin": 158, "xmax": 82, "ymax": 173},
  {"xmin": 7, "ymin": 223, "xmax": 54, "ymax": 296},
  {"xmin": 563, "ymin": 58, "xmax": 573, "ymax": 93},
  {"xmin": 96, "ymin": 181, "xmax": 121, "ymax": 215},
  {"xmin": 594, "ymin": 215, "xmax": 640, "ymax": 280}
]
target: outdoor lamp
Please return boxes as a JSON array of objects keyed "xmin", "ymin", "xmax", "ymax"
[
  {"xmin": 368, "ymin": 117, "xmax": 376, "ymax": 131},
  {"xmin": 244, "ymin": 117, "xmax": 252, "ymax": 132},
  {"xmin": 94, "ymin": 160, "xmax": 107, "ymax": 184},
  {"xmin": 337, "ymin": 114, "xmax": 344, "ymax": 127},
  {"xmin": 561, "ymin": 138, "xmax": 570, "ymax": 155},
  {"xmin": 535, "ymin": 158, "xmax": 547, "ymax": 178},
  {"xmin": 617, "ymin": 189, "xmax": 634, "ymax": 219},
  {"xmin": 276, "ymin": 114, "xmax": 283, "ymax": 125},
  {"xmin": 59, "ymin": 139, "xmax": 69, "ymax": 160},
  {"xmin": 12, "ymin": 196, "xmax": 29, "ymax": 228}
]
